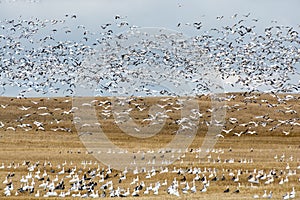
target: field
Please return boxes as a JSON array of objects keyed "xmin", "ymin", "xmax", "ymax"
[{"xmin": 0, "ymin": 93, "xmax": 299, "ymax": 199}]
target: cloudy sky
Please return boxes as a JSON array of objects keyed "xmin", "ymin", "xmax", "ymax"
[{"xmin": 1, "ymin": 0, "xmax": 299, "ymax": 33}]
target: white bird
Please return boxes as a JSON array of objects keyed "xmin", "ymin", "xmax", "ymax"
[
  {"xmin": 268, "ymin": 191, "xmax": 273, "ymax": 199},
  {"xmin": 182, "ymin": 182, "xmax": 189, "ymax": 194},
  {"xmin": 222, "ymin": 128, "xmax": 233, "ymax": 134},
  {"xmin": 131, "ymin": 189, "xmax": 139, "ymax": 196},
  {"xmin": 262, "ymin": 190, "xmax": 268, "ymax": 198},
  {"xmin": 234, "ymin": 132, "xmax": 243, "ymax": 137},
  {"xmin": 18, "ymin": 106, "xmax": 31, "ymax": 110},
  {"xmin": 247, "ymin": 130, "xmax": 257, "ymax": 135},
  {"xmin": 289, "ymin": 187, "xmax": 295, "ymax": 199},
  {"xmin": 0, "ymin": 104, "xmax": 8, "ymax": 109},
  {"xmin": 35, "ymin": 190, "xmax": 40, "ymax": 197},
  {"xmin": 279, "ymin": 177, "xmax": 284, "ymax": 185},
  {"xmin": 190, "ymin": 180, "xmax": 196, "ymax": 193},
  {"xmin": 89, "ymin": 190, "xmax": 99, "ymax": 198},
  {"xmin": 283, "ymin": 130, "xmax": 290, "ymax": 135},
  {"xmin": 58, "ymin": 192, "xmax": 66, "ymax": 197},
  {"xmin": 282, "ymin": 192, "xmax": 289, "ymax": 200},
  {"xmin": 216, "ymin": 133, "xmax": 224, "ymax": 138},
  {"xmin": 4, "ymin": 189, "xmax": 11, "ymax": 196},
  {"xmin": 200, "ymin": 185, "xmax": 207, "ymax": 192},
  {"xmin": 0, "ymin": 121, "xmax": 4, "ymax": 128},
  {"xmin": 6, "ymin": 127, "xmax": 16, "ymax": 131},
  {"xmin": 2, "ymin": 177, "xmax": 8, "ymax": 184}
]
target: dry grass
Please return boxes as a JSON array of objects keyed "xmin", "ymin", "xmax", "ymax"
[{"xmin": 0, "ymin": 93, "xmax": 299, "ymax": 199}]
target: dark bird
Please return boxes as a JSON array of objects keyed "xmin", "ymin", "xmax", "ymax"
[{"xmin": 224, "ymin": 187, "xmax": 230, "ymax": 193}]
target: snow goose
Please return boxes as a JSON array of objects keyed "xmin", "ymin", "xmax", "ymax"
[{"xmin": 289, "ymin": 187, "xmax": 295, "ymax": 199}]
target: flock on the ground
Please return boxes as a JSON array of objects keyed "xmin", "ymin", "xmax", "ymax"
[
  {"xmin": 1, "ymin": 146, "xmax": 299, "ymax": 199},
  {"xmin": 0, "ymin": 94, "xmax": 299, "ymax": 199}
]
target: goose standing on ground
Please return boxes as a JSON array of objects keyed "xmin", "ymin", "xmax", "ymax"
[
  {"xmin": 289, "ymin": 187, "xmax": 296, "ymax": 199},
  {"xmin": 224, "ymin": 186, "xmax": 230, "ymax": 193},
  {"xmin": 200, "ymin": 185, "xmax": 207, "ymax": 192}
]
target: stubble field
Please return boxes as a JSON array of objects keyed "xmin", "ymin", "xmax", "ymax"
[{"xmin": 0, "ymin": 93, "xmax": 299, "ymax": 199}]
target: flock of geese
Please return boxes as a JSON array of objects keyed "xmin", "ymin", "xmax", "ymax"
[
  {"xmin": 0, "ymin": 12, "xmax": 299, "ymax": 97},
  {"xmin": 0, "ymin": 93, "xmax": 299, "ymax": 199},
  {"xmin": 1, "ymin": 146, "xmax": 299, "ymax": 199},
  {"xmin": 0, "ymin": 9, "xmax": 300, "ymax": 199},
  {"xmin": 0, "ymin": 92, "xmax": 299, "ymax": 138}
]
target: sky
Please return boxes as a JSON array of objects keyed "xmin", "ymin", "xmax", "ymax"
[
  {"xmin": 0, "ymin": 0, "xmax": 300, "ymax": 97},
  {"xmin": 1, "ymin": 0, "xmax": 300, "ymax": 32}
]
